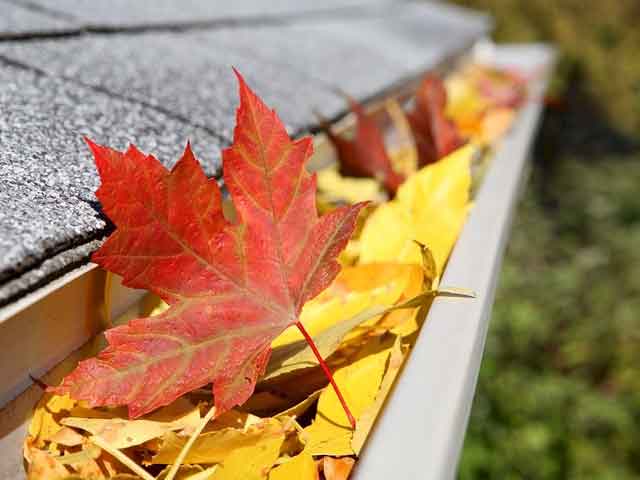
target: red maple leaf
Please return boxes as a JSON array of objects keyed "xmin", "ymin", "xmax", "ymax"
[
  {"xmin": 407, "ymin": 74, "xmax": 464, "ymax": 166},
  {"xmin": 324, "ymin": 97, "xmax": 404, "ymax": 195},
  {"xmin": 50, "ymin": 70, "xmax": 366, "ymax": 425}
]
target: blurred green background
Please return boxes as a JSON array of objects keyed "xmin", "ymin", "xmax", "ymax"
[{"xmin": 449, "ymin": 1, "xmax": 640, "ymax": 478}]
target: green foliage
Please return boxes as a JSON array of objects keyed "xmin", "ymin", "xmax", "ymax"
[{"xmin": 449, "ymin": 0, "xmax": 640, "ymax": 478}]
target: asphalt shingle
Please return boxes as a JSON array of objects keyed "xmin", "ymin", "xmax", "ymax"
[
  {"xmin": 0, "ymin": 3, "xmax": 488, "ymax": 141},
  {"xmin": 8, "ymin": 0, "xmax": 387, "ymax": 28},
  {"xmin": 0, "ymin": 64, "xmax": 222, "ymax": 305},
  {"xmin": 0, "ymin": 1, "xmax": 77, "ymax": 37},
  {"xmin": 0, "ymin": 32, "xmax": 346, "ymax": 140},
  {"xmin": 208, "ymin": 3, "xmax": 489, "ymax": 99}
]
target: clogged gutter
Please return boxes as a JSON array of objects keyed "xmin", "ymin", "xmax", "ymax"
[{"xmin": 23, "ymin": 56, "xmax": 530, "ymax": 480}]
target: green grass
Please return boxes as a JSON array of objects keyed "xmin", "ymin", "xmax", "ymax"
[{"xmin": 447, "ymin": 1, "xmax": 640, "ymax": 478}]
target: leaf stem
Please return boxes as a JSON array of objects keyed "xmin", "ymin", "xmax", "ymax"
[
  {"xmin": 164, "ymin": 403, "xmax": 217, "ymax": 480},
  {"xmin": 90, "ymin": 435, "xmax": 155, "ymax": 480},
  {"xmin": 295, "ymin": 321, "xmax": 356, "ymax": 429}
]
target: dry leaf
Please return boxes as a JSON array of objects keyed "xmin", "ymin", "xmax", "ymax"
[
  {"xmin": 317, "ymin": 165, "xmax": 386, "ymax": 206},
  {"xmin": 358, "ymin": 144, "xmax": 473, "ymax": 277},
  {"xmin": 323, "ymin": 97, "xmax": 404, "ymax": 195},
  {"xmin": 61, "ymin": 398, "xmax": 201, "ymax": 449},
  {"xmin": 303, "ymin": 338, "xmax": 393, "ymax": 456},
  {"xmin": 385, "ymin": 99, "xmax": 418, "ymax": 178},
  {"xmin": 48, "ymin": 426, "xmax": 85, "ymax": 447},
  {"xmin": 478, "ymin": 107, "xmax": 515, "ymax": 145},
  {"xmin": 28, "ymin": 393, "xmax": 77, "ymax": 448},
  {"xmin": 269, "ymin": 452, "xmax": 318, "ymax": 480},
  {"xmin": 274, "ymin": 263, "xmax": 421, "ymax": 347},
  {"xmin": 407, "ymin": 74, "xmax": 464, "ymax": 166},
  {"xmin": 26, "ymin": 447, "xmax": 69, "ymax": 480},
  {"xmin": 156, "ymin": 465, "xmax": 218, "ymax": 479},
  {"xmin": 152, "ymin": 418, "xmax": 284, "ymax": 465},
  {"xmin": 207, "ymin": 422, "xmax": 285, "ymax": 480},
  {"xmin": 351, "ymin": 338, "xmax": 406, "ymax": 454}
]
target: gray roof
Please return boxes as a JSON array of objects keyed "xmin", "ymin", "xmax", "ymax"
[{"xmin": 0, "ymin": 0, "xmax": 489, "ymax": 306}]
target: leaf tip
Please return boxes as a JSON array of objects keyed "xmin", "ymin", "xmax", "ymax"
[
  {"xmin": 84, "ymin": 136, "xmax": 105, "ymax": 162},
  {"xmin": 231, "ymin": 66, "xmax": 250, "ymax": 96},
  {"xmin": 179, "ymin": 140, "xmax": 197, "ymax": 165}
]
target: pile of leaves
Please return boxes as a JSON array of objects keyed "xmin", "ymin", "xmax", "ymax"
[{"xmin": 24, "ymin": 62, "xmax": 527, "ymax": 480}]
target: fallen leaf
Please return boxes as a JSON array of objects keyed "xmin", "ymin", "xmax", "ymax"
[
  {"xmin": 50, "ymin": 70, "xmax": 366, "ymax": 419},
  {"xmin": 206, "ymin": 409, "xmax": 262, "ymax": 431},
  {"xmin": 55, "ymin": 445, "xmax": 101, "ymax": 465},
  {"xmin": 351, "ymin": 337, "xmax": 405, "ymax": 454},
  {"xmin": 269, "ymin": 452, "xmax": 318, "ymax": 480},
  {"xmin": 263, "ymin": 262, "xmax": 423, "ymax": 385},
  {"xmin": 478, "ymin": 107, "xmax": 516, "ymax": 145},
  {"xmin": 445, "ymin": 64, "xmax": 525, "ymax": 143},
  {"xmin": 324, "ymin": 97, "xmax": 404, "ymax": 195},
  {"xmin": 156, "ymin": 465, "xmax": 218, "ymax": 480},
  {"xmin": 358, "ymin": 144, "xmax": 474, "ymax": 277},
  {"xmin": 49, "ymin": 427, "xmax": 85, "ymax": 447},
  {"xmin": 28, "ymin": 393, "xmax": 77, "ymax": 448},
  {"xmin": 26, "ymin": 448, "xmax": 69, "ymax": 480},
  {"xmin": 62, "ymin": 415, "xmax": 189, "ymax": 450},
  {"xmin": 272, "ymin": 263, "xmax": 421, "ymax": 349},
  {"xmin": 445, "ymin": 72, "xmax": 488, "ymax": 138},
  {"xmin": 317, "ymin": 165, "xmax": 386, "ymax": 206},
  {"xmin": 407, "ymin": 74, "xmax": 464, "ymax": 166},
  {"xmin": 208, "ymin": 426, "xmax": 284, "ymax": 480},
  {"xmin": 303, "ymin": 338, "xmax": 393, "ymax": 456},
  {"xmin": 151, "ymin": 418, "xmax": 285, "ymax": 465},
  {"xmin": 322, "ymin": 457, "xmax": 355, "ymax": 480},
  {"xmin": 59, "ymin": 444, "xmax": 104, "ymax": 479},
  {"xmin": 59, "ymin": 397, "xmax": 201, "ymax": 449},
  {"xmin": 384, "ymin": 99, "xmax": 418, "ymax": 178}
]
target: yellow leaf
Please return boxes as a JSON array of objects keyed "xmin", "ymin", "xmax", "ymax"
[
  {"xmin": 303, "ymin": 338, "xmax": 393, "ymax": 456},
  {"xmin": 269, "ymin": 452, "xmax": 318, "ymax": 480},
  {"xmin": 358, "ymin": 145, "xmax": 473, "ymax": 277},
  {"xmin": 61, "ymin": 398, "xmax": 201, "ymax": 449},
  {"xmin": 208, "ymin": 423, "xmax": 285, "ymax": 480},
  {"xmin": 351, "ymin": 338, "xmax": 406, "ymax": 454},
  {"xmin": 316, "ymin": 165, "xmax": 386, "ymax": 205},
  {"xmin": 207, "ymin": 409, "xmax": 262, "ymax": 431},
  {"xmin": 272, "ymin": 263, "xmax": 419, "ymax": 348},
  {"xmin": 264, "ymin": 263, "xmax": 419, "ymax": 383},
  {"xmin": 152, "ymin": 418, "xmax": 284, "ymax": 465},
  {"xmin": 156, "ymin": 465, "xmax": 219, "ymax": 480},
  {"xmin": 388, "ymin": 303, "xmax": 428, "ymax": 338},
  {"xmin": 445, "ymin": 73, "xmax": 488, "ymax": 130},
  {"xmin": 28, "ymin": 393, "xmax": 77, "ymax": 448}
]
